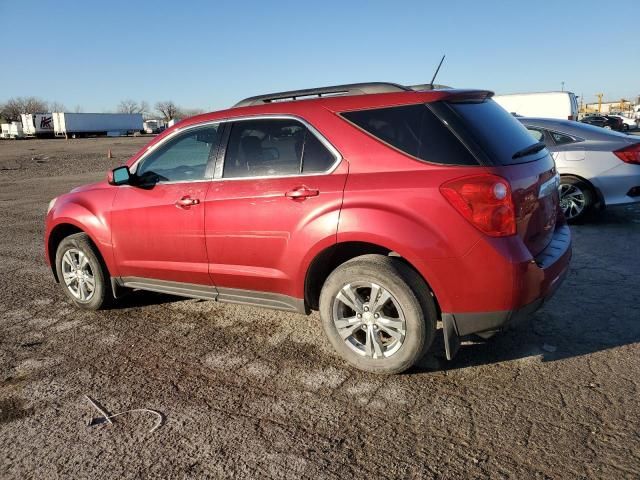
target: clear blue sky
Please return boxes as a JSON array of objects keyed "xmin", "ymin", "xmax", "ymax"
[{"xmin": 1, "ymin": 0, "xmax": 638, "ymax": 113}]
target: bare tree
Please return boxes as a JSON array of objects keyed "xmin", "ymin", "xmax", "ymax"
[
  {"xmin": 50, "ymin": 101, "xmax": 66, "ymax": 112},
  {"xmin": 0, "ymin": 96, "xmax": 49, "ymax": 121},
  {"xmin": 117, "ymin": 99, "xmax": 138, "ymax": 114},
  {"xmin": 139, "ymin": 101, "xmax": 150, "ymax": 118},
  {"xmin": 155, "ymin": 101, "xmax": 179, "ymax": 121},
  {"xmin": 0, "ymin": 99, "xmax": 22, "ymax": 121},
  {"xmin": 117, "ymin": 99, "xmax": 151, "ymax": 117},
  {"xmin": 22, "ymin": 97, "xmax": 48, "ymax": 113}
]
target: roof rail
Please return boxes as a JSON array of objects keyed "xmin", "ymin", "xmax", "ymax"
[{"xmin": 234, "ymin": 82, "xmax": 410, "ymax": 107}]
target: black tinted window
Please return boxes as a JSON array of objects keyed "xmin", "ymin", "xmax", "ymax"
[
  {"xmin": 341, "ymin": 104, "xmax": 477, "ymax": 165},
  {"xmin": 223, "ymin": 118, "xmax": 335, "ymax": 178},
  {"xmin": 301, "ymin": 130, "xmax": 335, "ymax": 173},
  {"xmin": 450, "ymin": 99, "xmax": 544, "ymax": 165},
  {"xmin": 137, "ymin": 125, "xmax": 218, "ymax": 182}
]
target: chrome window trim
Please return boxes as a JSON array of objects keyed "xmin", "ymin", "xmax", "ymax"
[
  {"xmin": 130, "ymin": 120, "xmax": 224, "ymax": 179},
  {"xmin": 216, "ymin": 114, "xmax": 343, "ymax": 181},
  {"xmin": 128, "ymin": 115, "xmax": 343, "ymax": 185}
]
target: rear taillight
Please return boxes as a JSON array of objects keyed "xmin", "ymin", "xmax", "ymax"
[
  {"xmin": 440, "ymin": 174, "xmax": 516, "ymax": 237},
  {"xmin": 568, "ymin": 115, "xmax": 574, "ymax": 120},
  {"xmin": 614, "ymin": 143, "xmax": 640, "ymax": 165}
]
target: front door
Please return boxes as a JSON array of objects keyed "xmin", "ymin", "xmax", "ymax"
[
  {"xmin": 204, "ymin": 117, "xmax": 347, "ymax": 298},
  {"xmin": 111, "ymin": 123, "xmax": 220, "ymax": 285}
]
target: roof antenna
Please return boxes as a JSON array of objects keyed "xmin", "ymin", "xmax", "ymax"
[{"xmin": 429, "ymin": 55, "xmax": 446, "ymax": 89}]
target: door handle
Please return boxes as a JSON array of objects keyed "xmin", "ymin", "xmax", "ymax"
[
  {"xmin": 285, "ymin": 186, "xmax": 319, "ymax": 199},
  {"xmin": 175, "ymin": 196, "xmax": 200, "ymax": 208}
]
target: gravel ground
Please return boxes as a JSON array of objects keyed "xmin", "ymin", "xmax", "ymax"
[{"xmin": 1, "ymin": 137, "xmax": 639, "ymax": 479}]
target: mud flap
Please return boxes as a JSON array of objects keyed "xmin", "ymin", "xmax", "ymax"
[{"xmin": 442, "ymin": 313, "xmax": 460, "ymax": 360}]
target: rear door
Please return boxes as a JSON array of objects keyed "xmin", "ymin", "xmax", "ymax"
[{"xmin": 203, "ymin": 116, "xmax": 347, "ymax": 297}]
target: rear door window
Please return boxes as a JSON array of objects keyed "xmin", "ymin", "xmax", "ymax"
[
  {"xmin": 341, "ymin": 104, "xmax": 478, "ymax": 165},
  {"xmin": 223, "ymin": 118, "xmax": 336, "ymax": 178}
]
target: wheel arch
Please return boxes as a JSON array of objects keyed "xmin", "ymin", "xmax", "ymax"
[
  {"xmin": 47, "ymin": 221, "xmax": 111, "ymax": 283},
  {"xmin": 559, "ymin": 173, "xmax": 605, "ymax": 208},
  {"xmin": 303, "ymin": 241, "xmax": 442, "ymax": 319}
]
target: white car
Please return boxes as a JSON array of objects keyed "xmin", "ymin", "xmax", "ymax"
[
  {"xmin": 519, "ymin": 118, "xmax": 640, "ymax": 222},
  {"xmin": 607, "ymin": 115, "xmax": 638, "ymax": 131}
]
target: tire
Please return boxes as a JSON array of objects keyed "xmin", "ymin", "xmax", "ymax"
[
  {"xmin": 559, "ymin": 176, "xmax": 596, "ymax": 223},
  {"xmin": 319, "ymin": 254, "xmax": 436, "ymax": 374},
  {"xmin": 55, "ymin": 232, "xmax": 112, "ymax": 310}
]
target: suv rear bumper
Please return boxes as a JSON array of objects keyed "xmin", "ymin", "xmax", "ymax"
[{"xmin": 441, "ymin": 224, "xmax": 571, "ymax": 359}]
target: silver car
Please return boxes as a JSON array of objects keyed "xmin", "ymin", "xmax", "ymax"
[{"xmin": 518, "ymin": 118, "xmax": 640, "ymax": 222}]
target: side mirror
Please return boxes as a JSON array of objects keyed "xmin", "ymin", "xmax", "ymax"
[{"xmin": 108, "ymin": 166, "xmax": 131, "ymax": 186}]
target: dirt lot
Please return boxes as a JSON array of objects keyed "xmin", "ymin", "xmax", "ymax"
[{"xmin": 1, "ymin": 137, "xmax": 639, "ymax": 479}]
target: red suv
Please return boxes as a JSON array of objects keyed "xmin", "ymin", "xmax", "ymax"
[{"xmin": 45, "ymin": 83, "xmax": 571, "ymax": 373}]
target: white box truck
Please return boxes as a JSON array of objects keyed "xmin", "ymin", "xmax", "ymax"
[
  {"xmin": 52, "ymin": 113, "xmax": 143, "ymax": 138},
  {"xmin": 21, "ymin": 113, "xmax": 54, "ymax": 136},
  {"xmin": 493, "ymin": 91, "xmax": 579, "ymax": 120}
]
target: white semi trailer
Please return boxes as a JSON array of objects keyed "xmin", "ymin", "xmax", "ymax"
[
  {"xmin": 52, "ymin": 113, "xmax": 143, "ymax": 138},
  {"xmin": 493, "ymin": 91, "xmax": 579, "ymax": 121},
  {"xmin": 21, "ymin": 113, "xmax": 55, "ymax": 136}
]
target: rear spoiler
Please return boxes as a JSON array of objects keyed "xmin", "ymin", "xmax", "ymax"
[{"xmin": 442, "ymin": 90, "xmax": 494, "ymax": 103}]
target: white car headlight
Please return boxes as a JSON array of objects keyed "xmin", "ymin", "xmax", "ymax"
[{"xmin": 47, "ymin": 197, "xmax": 58, "ymax": 214}]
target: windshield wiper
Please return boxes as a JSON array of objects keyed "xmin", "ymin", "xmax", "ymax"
[{"xmin": 512, "ymin": 141, "xmax": 546, "ymax": 160}]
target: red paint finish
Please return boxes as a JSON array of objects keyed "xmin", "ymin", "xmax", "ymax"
[
  {"xmin": 204, "ymin": 161, "xmax": 348, "ymax": 297},
  {"xmin": 45, "ymin": 87, "xmax": 571, "ymax": 319},
  {"xmin": 110, "ymin": 182, "xmax": 213, "ymax": 285}
]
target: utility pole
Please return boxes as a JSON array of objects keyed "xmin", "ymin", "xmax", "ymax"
[
  {"xmin": 561, "ymin": 81, "xmax": 565, "ymax": 92},
  {"xmin": 579, "ymin": 93, "xmax": 584, "ymax": 113},
  {"xmin": 596, "ymin": 93, "xmax": 604, "ymax": 113}
]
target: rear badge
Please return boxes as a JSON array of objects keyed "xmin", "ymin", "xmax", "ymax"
[{"xmin": 539, "ymin": 174, "xmax": 560, "ymax": 199}]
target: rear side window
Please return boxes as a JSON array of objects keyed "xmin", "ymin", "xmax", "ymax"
[
  {"xmin": 341, "ymin": 104, "xmax": 478, "ymax": 165},
  {"xmin": 223, "ymin": 118, "xmax": 336, "ymax": 178},
  {"xmin": 449, "ymin": 99, "xmax": 544, "ymax": 165},
  {"xmin": 551, "ymin": 131, "xmax": 576, "ymax": 145},
  {"xmin": 526, "ymin": 127, "xmax": 544, "ymax": 142}
]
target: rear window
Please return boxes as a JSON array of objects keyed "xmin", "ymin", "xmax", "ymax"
[
  {"xmin": 341, "ymin": 104, "xmax": 478, "ymax": 166},
  {"xmin": 449, "ymin": 99, "xmax": 545, "ymax": 165}
]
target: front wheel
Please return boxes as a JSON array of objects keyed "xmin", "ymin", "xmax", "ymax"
[
  {"xmin": 319, "ymin": 255, "xmax": 436, "ymax": 374},
  {"xmin": 55, "ymin": 232, "xmax": 112, "ymax": 310}
]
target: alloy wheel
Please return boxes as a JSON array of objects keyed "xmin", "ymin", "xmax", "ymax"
[
  {"xmin": 332, "ymin": 281, "xmax": 406, "ymax": 359},
  {"xmin": 559, "ymin": 183, "xmax": 586, "ymax": 220},
  {"xmin": 60, "ymin": 248, "xmax": 96, "ymax": 301}
]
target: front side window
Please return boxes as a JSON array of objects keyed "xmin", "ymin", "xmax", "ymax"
[
  {"xmin": 136, "ymin": 125, "xmax": 219, "ymax": 182},
  {"xmin": 223, "ymin": 118, "xmax": 336, "ymax": 178}
]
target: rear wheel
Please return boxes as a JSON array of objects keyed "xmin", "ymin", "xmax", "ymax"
[
  {"xmin": 319, "ymin": 254, "xmax": 436, "ymax": 374},
  {"xmin": 55, "ymin": 233, "xmax": 112, "ymax": 310},
  {"xmin": 559, "ymin": 176, "xmax": 595, "ymax": 223}
]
